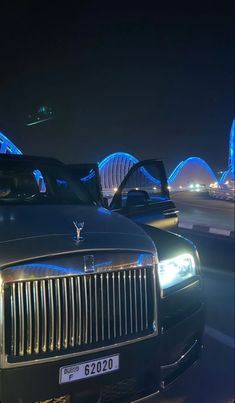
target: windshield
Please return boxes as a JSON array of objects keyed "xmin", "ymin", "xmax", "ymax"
[{"xmin": 0, "ymin": 159, "xmax": 94, "ymax": 205}]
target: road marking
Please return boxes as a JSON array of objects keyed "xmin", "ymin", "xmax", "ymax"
[
  {"xmin": 178, "ymin": 222, "xmax": 233, "ymax": 237},
  {"xmin": 205, "ymin": 325, "xmax": 235, "ymax": 350},
  {"xmin": 173, "ymin": 200, "xmax": 234, "ymax": 211},
  {"xmin": 209, "ymin": 227, "xmax": 231, "ymax": 236},
  {"xmin": 178, "ymin": 222, "xmax": 193, "ymax": 229}
]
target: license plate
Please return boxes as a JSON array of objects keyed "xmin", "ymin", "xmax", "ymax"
[{"xmin": 59, "ymin": 354, "xmax": 119, "ymax": 384}]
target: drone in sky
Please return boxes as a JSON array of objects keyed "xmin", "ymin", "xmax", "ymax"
[{"xmin": 26, "ymin": 105, "xmax": 54, "ymax": 126}]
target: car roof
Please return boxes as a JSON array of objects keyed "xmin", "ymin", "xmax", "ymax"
[{"xmin": 0, "ymin": 153, "xmax": 64, "ymax": 166}]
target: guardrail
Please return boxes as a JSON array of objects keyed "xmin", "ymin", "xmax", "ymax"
[{"xmin": 209, "ymin": 187, "xmax": 235, "ymax": 201}]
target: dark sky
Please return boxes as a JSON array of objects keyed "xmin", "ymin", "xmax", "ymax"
[{"xmin": 0, "ymin": 1, "xmax": 234, "ymax": 174}]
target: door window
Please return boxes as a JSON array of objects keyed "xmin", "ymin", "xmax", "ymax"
[{"xmin": 111, "ymin": 161, "xmax": 169, "ymax": 209}]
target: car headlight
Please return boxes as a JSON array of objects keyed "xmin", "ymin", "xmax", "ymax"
[{"xmin": 158, "ymin": 253, "xmax": 196, "ymax": 290}]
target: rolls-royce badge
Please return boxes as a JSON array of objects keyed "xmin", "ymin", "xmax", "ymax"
[
  {"xmin": 73, "ymin": 221, "xmax": 84, "ymax": 242},
  {"xmin": 84, "ymin": 255, "xmax": 95, "ymax": 273}
]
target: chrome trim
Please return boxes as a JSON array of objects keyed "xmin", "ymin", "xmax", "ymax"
[
  {"xmin": 112, "ymin": 272, "xmax": 116, "ymax": 339},
  {"xmin": 139, "ymin": 270, "xmax": 143, "ymax": 331},
  {"xmin": 163, "ymin": 210, "xmax": 179, "ymax": 216},
  {"xmin": 94, "ymin": 274, "xmax": 98, "ymax": 342},
  {"xmin": 101, "ymin": 273, "xmax": 104, "ymax": 341},
  {"xmin": 118, "ymin": 271, "xmax": 122, "ymax": 337},
  {"xmin": 160, "ymin": 339, "xmax": 198, "ymax": 371},
  {"xmin": 76, "ymin": 276, "xmax": 82, "ymax": 346},
  {"xmin": 40, "ymin": 280, "xmax": 47, "ymax": 353},
  {"xmin": 84, "ymin": 276, "xmax": 88, "ymax": 344},
  {"xmin": 69, "ymin": 277, "xmax": 75, "ymax": 347},
  {"xmin": 133, "ymin": 270, "xmax": 138, "ymax": 333},
  {"xmin": 55, "ymin": 278, "xmax": 61, "ymax": 350},
  {"xmin": 160, "ymin": 279, "xmax": 200, "ymax": 299},
  {"xmin": 144, "ymin": 268, "xmax": 148, "ymax": 329},
  {"xmin": 89, "ymin": 276, "xmax": 92, "ymax": 344},
  {"xmin": 2, "ymin": 332, "xmax": 158, "ymax": 368},
  {"xmin": 123, "ymin": 271, "xmax": 127, "ymax": 335},
  {"xmin": 152, "ymin": 257, "xmax": 158, "ymax": 334},
  {"xmin": 62, "ymin": 277, "xmax": 69, "ymax": 348},
  {"xmin": 1, "ymin": 251, "xmax": 154, "ymax": 283},
  {"xmin": 0, "ymin": 248, "xmax": 156, "ymax": 277},
  {"xmin": 25, "ymin": 282, "xmax": 33, "ymax": 354},
  {"xmin": 130, "ymin": 390, "xmax": 160, "ymax": 403},
  {"xmin": 106, "ymin": 273, "xmax": 111, "ymax": 340},
  {"xmin": 33, "ymin": 281, "xmax": 40, "ymax": 354},
  {"xmin": 129, "ymin": 270, "xmax": 133, "ymax": 334},
  {"xmin": 11, "ymin": 283, "xmax": 17, "ymax": 356},
  {"xmin": 18, "ymin": 282, "xmax": 24, "ymax": 356},
  {"xmin": 48, "ymin": 279, "xmax": 55, "ymax": 351}
]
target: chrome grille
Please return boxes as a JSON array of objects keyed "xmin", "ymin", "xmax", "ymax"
[{"xmin": 5, "ymin": 267, "xmax": 155, "ymax": 362}]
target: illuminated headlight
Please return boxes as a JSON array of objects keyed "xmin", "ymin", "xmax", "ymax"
[{"xmin": 158, "ymin": 253, "xmax": 196, "ymax": 290}]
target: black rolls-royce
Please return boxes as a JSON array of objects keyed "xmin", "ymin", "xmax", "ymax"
[{"xmin": 0, "ymin": 154, "xmax": 204, "ymax": 403}]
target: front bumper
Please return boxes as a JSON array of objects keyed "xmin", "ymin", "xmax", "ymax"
[
  {"xmin": 0, "ymin": 303, "xmax": 204, "ymax": 403},
  {"xmin": 0, "ymin": 273, "xmax": 205, "ymax": 403},
  {"xmin": 0, "ymin": 336, "xmax": 161, "ymax": 403},
  {"xmin": 160, "ymin": 307, "xmax": 204, "ymax": 389}
]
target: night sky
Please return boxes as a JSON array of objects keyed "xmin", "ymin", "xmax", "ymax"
[{"xmin": 0, "ymin": 1, "xmax": 234, "ymax": 174}]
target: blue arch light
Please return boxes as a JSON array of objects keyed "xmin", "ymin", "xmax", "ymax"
[
  {"xmin": 98, "ymin": 152, "xmax": 139, "ymax": 170},
  {"xmin": 0, "ymin": 131, "xmax": 22, "ymax": 155},
  {"xmin": 168, "ymin": 160, "xmax": 185, "ymax": 183},
  {"xmin": 98, "ymin": 152, "xmax": 139, "ymax": 190},
  {"xmin": 220, "ymin": 169, "xmax": 235, "ymax": 184},
  {"xmin": 168, "ymin": 157, "xmax": 217, "ymax": 185},
  {"xmin": 98, "ymin": 152, "xmax": 161, "ymax": 189},
  {"xmin": 2, "ymin": 122, "xmax": 234, "ymax": 189}
]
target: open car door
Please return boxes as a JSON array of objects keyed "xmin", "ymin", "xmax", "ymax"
[
  {"xmin": 68, "ymin": 163, "xmax": 104, "ymax": 205},
  {"xmin": 109, "ymin": 159, "xmax": 178, "ymax": 230}
]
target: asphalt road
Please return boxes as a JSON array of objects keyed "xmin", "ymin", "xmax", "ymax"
[
  {"xmin": 171, "ymin": 192, "xmax": 234, "ymax": 231},
  {"xmin": 156, "ymin": 230, "xmax": 235, "ymax": 403}
]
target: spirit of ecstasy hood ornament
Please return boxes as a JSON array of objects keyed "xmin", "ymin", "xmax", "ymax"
[{"xmin": 73, "ymin": 221, "xmax": 84, "ymax": 243}]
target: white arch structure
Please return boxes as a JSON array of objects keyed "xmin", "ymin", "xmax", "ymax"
[{"xmin": 98, "ymin": 152, "xmax": 139, "ymax": 190}]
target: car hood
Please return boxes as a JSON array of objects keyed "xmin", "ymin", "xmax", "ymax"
[{"xmin": 0, "ymin": 205, "xmax": 156, "ymax": 268}]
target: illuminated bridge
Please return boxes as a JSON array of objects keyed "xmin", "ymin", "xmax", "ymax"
[
  {"xmin": 1, "ymin": 119, "xmax": 234, "ymax": 192},
  {"xmin": 97, "ymin": 154, "xmax": 220, "ymax": 193}
]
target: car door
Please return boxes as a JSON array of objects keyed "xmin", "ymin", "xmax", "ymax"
[{"xmin": 109, "ymin": 160, "xmax": 179, "ymax": 230}]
